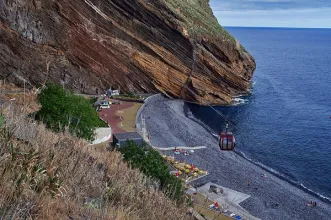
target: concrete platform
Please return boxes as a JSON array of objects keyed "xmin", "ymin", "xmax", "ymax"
[
  {"xmin": 153, "ymin": 146, "xmax": 207, "ymax": 151},
  {"xmin": 197, "ymin": 182, "xmax": 260, "ymax": 220}
]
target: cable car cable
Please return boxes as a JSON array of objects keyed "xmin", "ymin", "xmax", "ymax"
[{"xmin": 167, "ymin": 73, "xmax": 236, "ymax": 128}]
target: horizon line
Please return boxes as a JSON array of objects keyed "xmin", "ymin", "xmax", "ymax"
[{"xmin": 223, "ymin": 26, "xmax": 331, "ymax": 29}]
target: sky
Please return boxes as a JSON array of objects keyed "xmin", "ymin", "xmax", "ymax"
[{"xmin": 210, "ymin": 0, "xmax": 331, "ymax": 28}]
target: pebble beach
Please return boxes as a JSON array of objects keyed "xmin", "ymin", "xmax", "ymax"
[{"xmin": 137, "ymin": 94, "xmax": 331, "ymax": 220}]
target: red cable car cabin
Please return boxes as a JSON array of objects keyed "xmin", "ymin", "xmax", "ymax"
[{"xmin": 219, "ymin": 132, "xmax": 236, "ymax": 151}]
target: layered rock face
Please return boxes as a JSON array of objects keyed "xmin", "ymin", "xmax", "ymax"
[{"xmin": 0, "ymin": 0, "xmax": 256, "ymax": 105}]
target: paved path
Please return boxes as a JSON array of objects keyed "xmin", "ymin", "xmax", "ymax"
[
  {"xmin": 186, "ymin": 174, "xmax": 209, "ymax": 184},
  {"xmin": 98, "ymin": 101, "xmax": 134, "ymax": 134},
  {"xmin": 153, "ymin": 146, "xmax": 207, "ymax": 151}
]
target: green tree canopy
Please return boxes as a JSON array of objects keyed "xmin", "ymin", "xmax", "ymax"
[
  {"xmin": 120, "ymin": 141, "xmax": 184, "ymax": 202},
  {"xmin": 35, "ymin": 83, "xmax": 106, "ymax": 140}
]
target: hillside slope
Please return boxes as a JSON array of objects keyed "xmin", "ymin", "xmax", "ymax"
[
  {"xmin": 0, "ymin": 98, "xmax": 189, "ymax": 220},
  {"xmin": 0, "ymin": 0, "xmax": 255, "ymax": 105}
]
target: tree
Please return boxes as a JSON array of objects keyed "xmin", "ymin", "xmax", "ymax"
[
  {"xmin": 120, "ymin": 141, "xmax": 184, "ymax": 202},
  {"xmin": 35, "ymin": 83, "xmax": 106, "ymax": 140}
]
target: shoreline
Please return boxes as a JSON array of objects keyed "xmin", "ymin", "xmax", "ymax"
[
  {"xmin": 184, "ymin": 104, "xmax": 331, "ymax": 205},
  {"xmin": 136, "ymin": 94, "xmax": 331, "ymax": 220}
]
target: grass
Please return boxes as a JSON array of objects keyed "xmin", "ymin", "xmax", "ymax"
[
  {"xmin": 0, "ymin": 83, "xmax": 40, "ymax": 114},
  {"xmin": 0, "ymin": 97, "xmax": 191, "ymax": 219},
  {"xmin": 116, "ymin": 103, "xmax": 142, "ymax": 132},
  {"xmin": 163, "ymin": 0, "xmax": 235, "ymax": 42}
]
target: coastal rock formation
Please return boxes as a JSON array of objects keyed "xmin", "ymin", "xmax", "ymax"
[{"xmin": 0, "ymin": 0, "xmax": 256, "ymax": 105}]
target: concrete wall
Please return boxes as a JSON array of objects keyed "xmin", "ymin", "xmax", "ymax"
[
  {"xmin": 116, "ymin": 138, "xmax": 144, "ymax": 148},
  {"xmin": 91, "ymin": 127, "xmax": 112, "ymax": 145}
]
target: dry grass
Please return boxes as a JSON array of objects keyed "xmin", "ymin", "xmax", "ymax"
[
  {"xmin": 0, "ymin": 82, "xmax": 40, "ymax": 114},
  {"xmin": 0, "ymin": 104, "xmax": 191, "ymax": 219}
]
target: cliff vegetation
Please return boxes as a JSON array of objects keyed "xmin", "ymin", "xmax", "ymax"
[
  {"xmin": 0, "ymin": 92, "xmax": 190, "ymax": 220},
  {"xmin": 0, "ymin": 0, "xmax": 256, "ymax": 105}
]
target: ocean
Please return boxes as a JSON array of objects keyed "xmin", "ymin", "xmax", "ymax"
[{"xmin": 187, "ymin": 27, "xmax": 331, "ymax": 201}]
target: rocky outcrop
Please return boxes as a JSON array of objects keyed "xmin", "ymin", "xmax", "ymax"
[{"xmin": 0, "ymin": 0, "xmax": 255, "ymax": 105}]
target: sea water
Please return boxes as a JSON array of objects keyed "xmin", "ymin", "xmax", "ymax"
[{"xmin": 187, "ymin": 27, "xmax": 331, "ymax": 201}]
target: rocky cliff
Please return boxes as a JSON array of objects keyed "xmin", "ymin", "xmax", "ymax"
[{"xmin": 0, "ymin": 0, "xmax": 256, "ymax": 105}]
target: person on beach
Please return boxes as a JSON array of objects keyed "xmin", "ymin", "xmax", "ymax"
[{"xmin": 307, "ymin": 201, "xmax": 317, "ymax": 207}]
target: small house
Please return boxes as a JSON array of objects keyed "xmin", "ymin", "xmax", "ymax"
[
  {"xmin": 112, "ymin": 132, "xmax": 143, "ymax": 148},
  {"xmin": 107, "ymin": 89, "xmax": 120, "ymax": 97}
]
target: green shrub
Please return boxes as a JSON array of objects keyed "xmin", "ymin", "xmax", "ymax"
[
  {"xmin": 120, "ymin": 141, "xmax": 184, "ymax": 202},
  {"xmin": 35, "ymin": 83, "xmax": 107, "ymax": 140},
  {"xmin": 163, "ymin": 0, "xmax": 235, "ymax": 42},
  {"xmin": 89, "ymin": 97, "xmax": 98, "ymax": 105}
]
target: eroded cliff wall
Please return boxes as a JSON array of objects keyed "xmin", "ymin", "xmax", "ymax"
[{"xmin": 0, "ymin": 0, "xmax": 255, "ymax": 105}]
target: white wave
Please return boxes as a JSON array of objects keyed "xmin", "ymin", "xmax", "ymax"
[
  {"xmin": 212, "ymin": 133, "xmax": 219, "ymax": 138},
  {"xmin": 237, "ymin": 150, "xmax": 331, "ymax": 203},
  {"xmin": 232, "ymin": 97, "xmax": 249, "ymax": 106},
  {"xmin": 186, "ymin": 104, "xmax": 331, "ymax": 204}
]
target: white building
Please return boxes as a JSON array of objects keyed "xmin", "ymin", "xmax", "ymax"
[{"xmin": 107, "ymin": 89, "xmax": 120, "ymax": 96}]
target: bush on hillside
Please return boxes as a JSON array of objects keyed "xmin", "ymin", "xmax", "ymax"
[
  {"xmin": 35, "ymin": 84, "xmax": 106, "ymax": 140},
  {"xmin": 0, "ymin": 108, "xmax": 189, "ymax": 219},
  {"xmin": 120, "ymin": 141, "xmax": 184, "ymax": 202}
]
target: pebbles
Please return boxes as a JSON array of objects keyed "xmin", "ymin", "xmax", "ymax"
[{"xmin": 137, "ymin": 94, "xmax": 331, "ymax": 220}]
